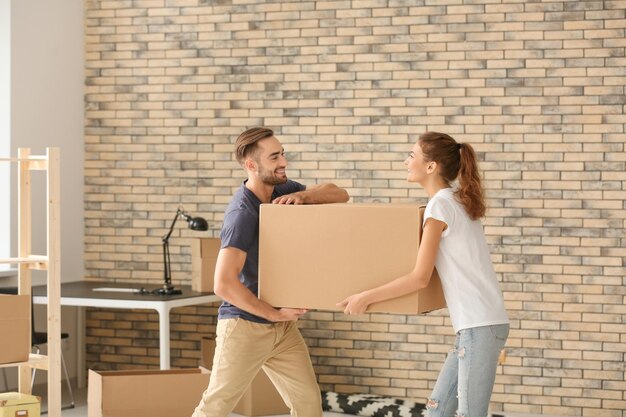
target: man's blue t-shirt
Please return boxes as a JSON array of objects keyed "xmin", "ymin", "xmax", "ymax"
[{"xmin": 217, "ymin": 180, "xmax": 306, "ymax": 323}]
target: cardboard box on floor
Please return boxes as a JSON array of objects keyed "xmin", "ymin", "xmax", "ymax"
[
  {"xmin": 88, "ymin": 368, "xmax": 210, "ymax": 417},
  {"xmin": 0, "ymin": 294, "xmax": 30, "ymax": 364},
  {"xmin": 191, "ymin": 238, "xmax": 220, "ymax": 293},
  {"xmin": 259, "ymin": 204, "xmax": 446, "ymax": 314},
  {"xmin": 201, "ymin": 336, "xmax": 289, "ymax": 416}
]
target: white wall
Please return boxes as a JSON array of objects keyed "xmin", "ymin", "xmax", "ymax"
[
  {"xmin": 0, "ymin": 0, "xmax": 10, "ymax": 269},
  {"xmin": 7, "ymin": 0, "xmax": 84, "ymax": 388},
  {"xmin": 11, "ymin": 0, "xmax": 84, "ymax": 283}
]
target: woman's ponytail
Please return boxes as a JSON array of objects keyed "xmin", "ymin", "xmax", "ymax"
[
  {"xmin": 456, "ymin": 143, "xmax": 486, "ymax": 220},
  {"xmin": 418, "ymin": 132, "xmax": 486, "ymax": 220}
]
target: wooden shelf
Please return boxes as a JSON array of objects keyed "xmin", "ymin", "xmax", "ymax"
[
  {"xmin": 0, "ymin": 354, "xmax": 48, "ymax": 371},
  {"xmin": 0, "ymin": 156, "xmax": 48, "ymax": 162},
  {"xmin": 0, "ymin": 256, "xmax": 49, "ymax": 263},
  {"xmin": 1, "ymin": 148, "xmax": 61, "ymax": 417},
  {"xmin": 0, "ymin": 256, "xmax": 49, "ymax": 269},
  {"xmin": 0, "ymin": 156, "xmax": 48, "ymax": 170}
]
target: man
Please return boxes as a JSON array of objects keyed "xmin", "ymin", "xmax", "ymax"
[{"xmin": 192, "ymin": 127, "xmax": 350, "ymax": 417}]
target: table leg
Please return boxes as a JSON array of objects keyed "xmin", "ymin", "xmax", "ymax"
[
  {"xmin": 76, "ymin": 306, "xmax": 85, "ymax": 388},
  {"xmin": 157, "ymin": 305, "xmax": 171, "ymax": 370}
]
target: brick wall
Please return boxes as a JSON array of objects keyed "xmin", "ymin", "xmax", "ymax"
[{"xmin": 84, "ymin": 1, "xmax": 626, "ymax": 416}]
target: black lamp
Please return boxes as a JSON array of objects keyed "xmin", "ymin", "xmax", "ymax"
[{"xmin": 155, "ymin": 206, "xmax": 208, "ymax": 295}]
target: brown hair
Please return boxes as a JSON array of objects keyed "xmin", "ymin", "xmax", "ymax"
[
  {"xmin": 418, "ymin": 132, "xmax": 486, "ymax": 220},
  {"xmin": 234, "ymin": 127, "xmax": 275, "ymax": 164}
]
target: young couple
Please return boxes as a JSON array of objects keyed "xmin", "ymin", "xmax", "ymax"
[{"xmin": 192, "ymin": 127, "xmax": 509, "ymax": 417}]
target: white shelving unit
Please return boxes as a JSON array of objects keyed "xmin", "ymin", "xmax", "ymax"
[{"xmin": 0, "ymin": 148, "xmax": 61, "ymax": 417}]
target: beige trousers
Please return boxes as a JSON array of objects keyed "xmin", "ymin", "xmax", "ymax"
[{"xmin": 192, "ymin": 318, "xmax": 322, "ymax": 417}]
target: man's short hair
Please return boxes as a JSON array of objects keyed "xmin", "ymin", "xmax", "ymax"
[{"xmin": 234, "ymin": 127, "xmax": 275, "ymax": 164}]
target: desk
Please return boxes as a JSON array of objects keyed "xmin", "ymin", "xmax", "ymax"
[{"xmin": 32, "ymin": 281, "xmax": 220, "ymax": 373}]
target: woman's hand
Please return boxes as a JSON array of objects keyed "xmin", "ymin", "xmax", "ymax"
[{"xmin": 337, "ymin": 292, "xmax": 371, "ymax": 315}]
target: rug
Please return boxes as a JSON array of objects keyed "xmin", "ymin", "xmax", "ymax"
[{"xmin": 321, "ymin": 391, "xmax": 426, "ymax": 417}]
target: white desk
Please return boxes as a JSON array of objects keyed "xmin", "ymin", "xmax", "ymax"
[{"xmin": 33, "ymin": 281, "xmax": 220, "ymax": 374}]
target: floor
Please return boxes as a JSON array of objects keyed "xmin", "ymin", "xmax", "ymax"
[
  {"xmin": 40, "ymin": 384, "xmax": 348, "ymax": 417},
  {"xmin": 31, "ymin": 381, "xmax": 552, "ymax": 417}
]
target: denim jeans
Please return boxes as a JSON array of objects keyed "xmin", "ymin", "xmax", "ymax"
[{"xmin": 425, "ymin": 324, "xmax": 509, "ymax": 417}]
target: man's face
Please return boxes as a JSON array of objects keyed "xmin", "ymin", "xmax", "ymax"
[{"xmin": 251, "ymin": 136, "xmax": 288, "ymax": 185}]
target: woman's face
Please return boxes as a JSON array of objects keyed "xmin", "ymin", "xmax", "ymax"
[{"xmin": 404, "ymin": 142, "xmax": 429, "ymax": 183}]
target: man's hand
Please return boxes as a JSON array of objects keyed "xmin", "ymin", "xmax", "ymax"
[
  {"xmin": 272, "ymin": 183, "xmax": 349, "ymax": 205},
  {"xmin": 272, "ymin": 192, "xmax": 305, "ymax": 205},
  {"xmin": 272, "ymin": 308, "xmax": 309, "ymax": 321}
]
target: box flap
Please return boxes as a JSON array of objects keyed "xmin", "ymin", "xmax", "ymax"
[{"xmin": 87, "ymin": 370, "xmax": 103, "ymax": 417}]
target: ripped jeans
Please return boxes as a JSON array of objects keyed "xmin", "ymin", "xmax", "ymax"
[{"xmin": 425, "ymin": 324, "xmax": 509, "ymax": 417}]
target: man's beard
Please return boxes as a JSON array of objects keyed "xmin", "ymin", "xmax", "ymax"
[{"xmin": 259, "ymin": 169, "xmax": 288, "ymax": 186}]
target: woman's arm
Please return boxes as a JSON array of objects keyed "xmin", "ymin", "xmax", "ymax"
[{"xmin": 337, "ymin": 217, "xmax": 446, "ymax": 314}]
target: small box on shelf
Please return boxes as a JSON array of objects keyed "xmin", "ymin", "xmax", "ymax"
[
  {"xmin": 0, "ymin": 294, "xmax": 30, "ymax": 365},
  {"xmin": 0, "ymin": 392, "xmax": 41, "ymax": 417}
]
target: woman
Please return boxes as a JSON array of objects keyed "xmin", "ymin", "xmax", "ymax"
[{"xmin": 338, "ymin": 132, "xmax": 509, "ymax": 417}]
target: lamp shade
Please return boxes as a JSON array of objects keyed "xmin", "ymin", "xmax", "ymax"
[{"xmin": 187, "ymin": 216, "xmax": 209, "ymax": 231}]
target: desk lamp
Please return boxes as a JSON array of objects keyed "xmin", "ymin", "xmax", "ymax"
[{"xmin": 156, "ymin": 206, "xmax": 208, "ymax": 295}]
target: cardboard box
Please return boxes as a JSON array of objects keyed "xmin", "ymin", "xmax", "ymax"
[
  {"xmin": 191, "ymin": 238, "xmax": 221, "ymax": 293},
  {"xmin": 259, "ymin": 204, "xmax": 446, "ymax": 314},
  {"xmin": 0, "ymin": 294, "xmax": 30, "ymax": 364},
  {"xmin": 0, "ymin": 392, "xmax": 41, "ymax": 417},
  {"xmin": 201, "ymin": 337, "xmax": 289, "ymax": 416},
  {"xmin": 88, "ymin": 368, "xmax": 210, "ymax": 417}
]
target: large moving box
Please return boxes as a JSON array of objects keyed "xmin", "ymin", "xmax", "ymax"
[
  {"xmin": 201, "ymin": 337, "xmax": 290, "ymax": 416},
  {"xmin": 259, "ymin": 204, "xmax": 446, "ymax": 314},
  {"xmin": 0, "ymin": 294, "xmax": 30, "ymax": 364},
  {"xmin": 191, "ymin": 238, "xmax": 221, "ymax": 293},
  {"xmin": 0, "ymin": 392, "xmax": 41, "ymax": 417},
  {"xmin": 88, "ymin": 368, "xmax": 210, "ymax": 417}
]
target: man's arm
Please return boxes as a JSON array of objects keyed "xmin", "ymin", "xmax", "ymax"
[
  {"xmin": 213, "ymin": 246, "xmax": 307, "ymax": 322},
  {"xmin": 271, "ymin": 183, "xmax": 349, "ymax": 205}
]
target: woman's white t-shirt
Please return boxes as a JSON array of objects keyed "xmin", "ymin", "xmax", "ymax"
[{"xmin": 424, "ymin": 187, "xmax": 509, "ymax": 333}]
